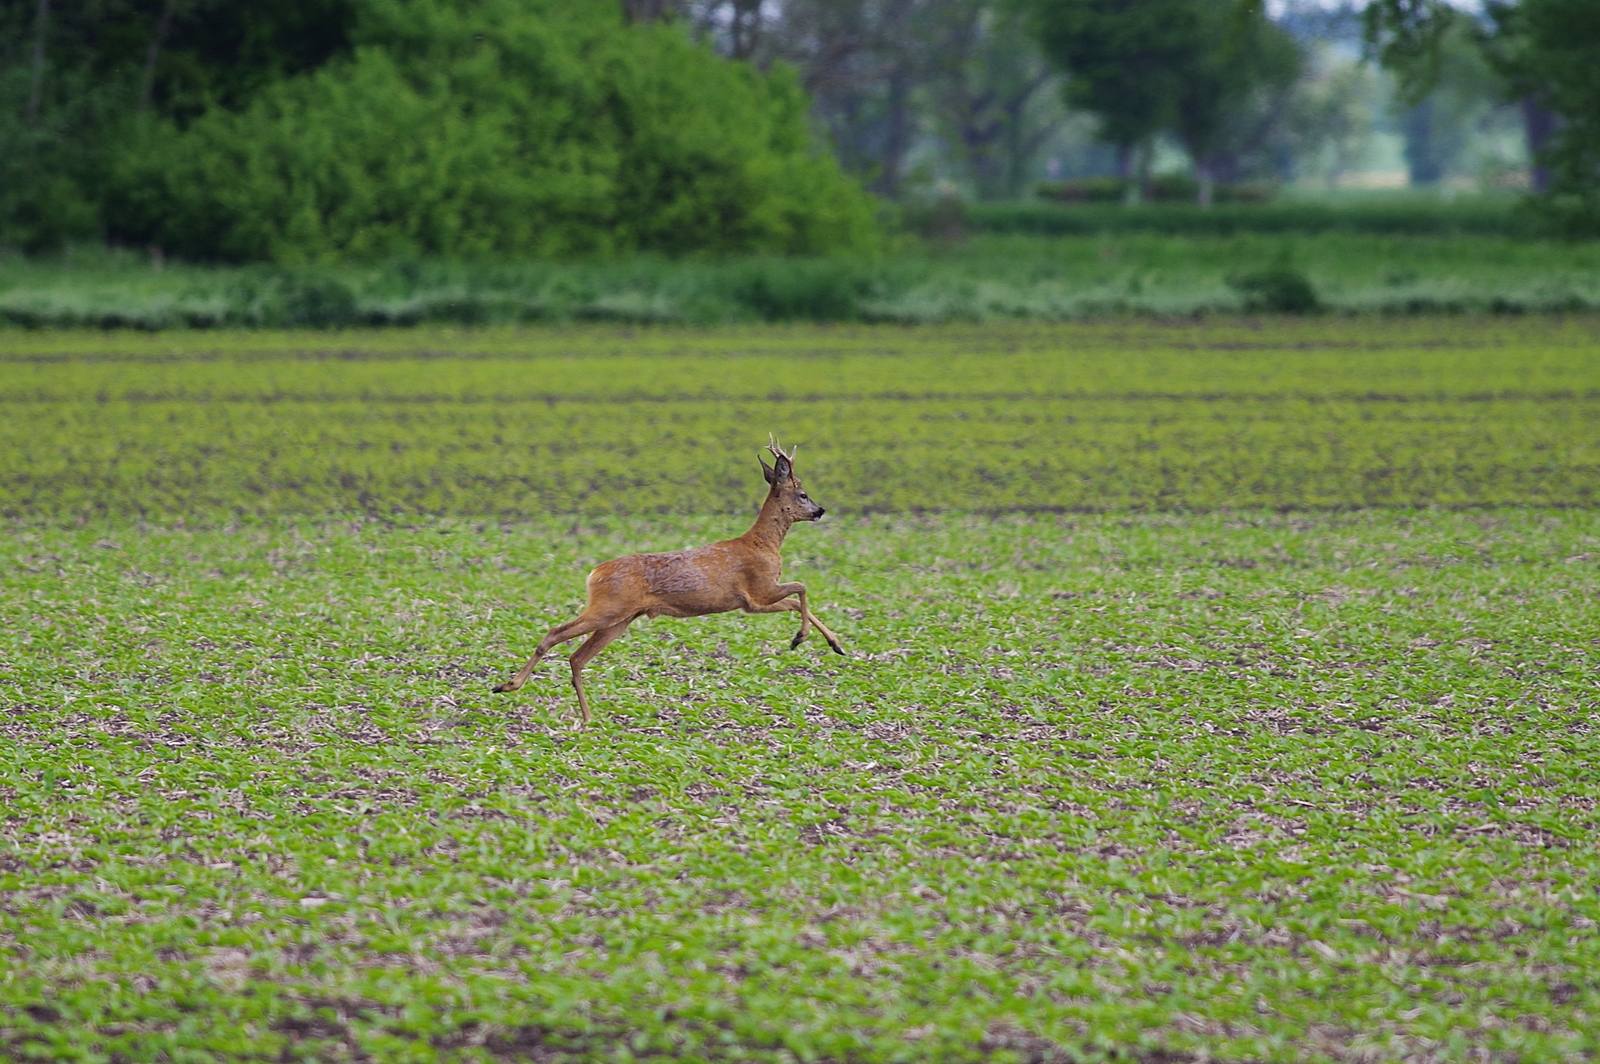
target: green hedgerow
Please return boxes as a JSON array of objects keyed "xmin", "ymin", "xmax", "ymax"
[{"xmin": 105, "ymin": 0, "xmax": 878, "ymax": 263}]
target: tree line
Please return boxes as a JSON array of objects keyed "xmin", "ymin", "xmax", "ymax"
[
  {"xmin": 1363, "ymin": 0, "xmax": 1598, "ymax": 228},
  {"xmin": 678, "ymin": 0, "xmax": 1595, "ymax": 212},
  {"xmin": 3, "ymin": 0, "xmax": 1597, "ymax": 260}
]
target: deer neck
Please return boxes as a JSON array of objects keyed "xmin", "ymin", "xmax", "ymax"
[{"xmin": 743, "ymin": 492, "xmax": 794, "ymax": 553}]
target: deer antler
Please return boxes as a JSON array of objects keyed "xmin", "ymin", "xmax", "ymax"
[{"xmin": 767, "ymin": 434, "xmax": 795, "ymax": 462}]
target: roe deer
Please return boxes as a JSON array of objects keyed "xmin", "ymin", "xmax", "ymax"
[{"xmin": 492, "ymin": 439, "xmax": 844, "ymax": 724}]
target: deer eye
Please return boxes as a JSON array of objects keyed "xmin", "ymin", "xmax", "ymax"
[{"xmin": 798, "ymin": 493, "xmax": 808, "ymax": 500}]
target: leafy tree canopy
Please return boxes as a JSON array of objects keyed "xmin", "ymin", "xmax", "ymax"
[
  {"xmin": 1171, "ymin": 0, "xmax": 1300, "ymax": 198},
  {"xmin": 1021, "ymin": 0, "xmax": 1299, "ymax": 202},
  {"xmin": 0, "ymin": 0, "xmax": 878, "ymax": 259},
  {"xmin": 1365, "ymin": 0, "xmax": 1600, "ymax": 232},
  {"xmin": 1023, "ymin": 0, "xmax": 1201, "ymax": 151}
]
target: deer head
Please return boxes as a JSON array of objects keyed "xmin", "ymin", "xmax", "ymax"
[{"xmin": 759, "ymin": 436, "xmax": 825, "ymax": 522}]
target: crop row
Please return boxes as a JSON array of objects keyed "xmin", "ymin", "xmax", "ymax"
[
  {"xmin": 4, "ymin": 315, "xmax": 1594, "ymax": 364},
  {"xmin": 4, "ymin": 396, "xmax": 1596, "ymax": 518},
  {"xmin": 4, "ymin": 337, "xmax": 1599, "ymax": 402},
  {"xmin": 5, "ymin": 321, "xmax": 1596, "ymax": 518}
]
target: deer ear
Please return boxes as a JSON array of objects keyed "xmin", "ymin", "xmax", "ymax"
[
  {"xmin": 760, "ymin": 456, "xmax": 777, "ymax": 485},
  {"xmin": 772, "ymin": 453, "xmax": 793, "ymax": 483}
]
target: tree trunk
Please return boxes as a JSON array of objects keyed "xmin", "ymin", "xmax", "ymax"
[
  {"xmin": 26, "ymin": 0, "xmax": 50, "ymax": 118},
  {"xmin": 1521, "ymin": 95, "xmax": 1555, "ymax": 194},
  {"xmin": 1403, "ymin": 97, "xmax": 1441, "ymax": 186},
  {"xmin": 961, "ymin": 106, "xmax": 1003, "ymax": 200},
  {"xmin": 139, "ymin": 0, "xmax": 179, "ymax": 115},
  {"xmin": 622, "ymin": 0, "xmax": 673, "ymax": 23},
  {"xmin": 1125, "ymin": 141, "xmax": 1153, "ymax": 206},
  {"xmin": 998, "ymin": 72, "xmax": 1057, "ymax": 200},
  {"xmin": 728, "ymin": 0, "xmax": 764, "ymax": 61},
  {"xmin": 1001, "ymin": 100, "xmax": 1026, "ymax": 199},
  {"xmin": 872, "ymin": 67, "xmax": 911, "ymax": 199}
]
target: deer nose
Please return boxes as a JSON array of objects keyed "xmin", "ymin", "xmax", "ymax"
[{"xmin": 815, "ymin": 508, "xmax": 826, "ymax": 518}]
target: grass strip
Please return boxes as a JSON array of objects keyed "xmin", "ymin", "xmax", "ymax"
[{"xmin": 3, "ymin": 232, "xmax": 1600, "ymax": 327}]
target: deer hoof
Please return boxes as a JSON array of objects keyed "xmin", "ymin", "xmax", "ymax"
[
  {"xmin": 789, "ymin": 631, "xmax": 805, "ymax": 650},
  {"xmin": 492, "ymin": 681, "xmax": 513, "ymax": 693},
  {"xmin": 829, "ymin": 641, "xmax": 844, "ymax": 655}
]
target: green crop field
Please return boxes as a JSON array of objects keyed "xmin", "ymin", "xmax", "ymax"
[
  {"xmin": 4, "ymin": 317, "xmax": 1600, "ymax": 519},
  {"xmin": 3, "ymin": 319, "xmax": 1599, "ymax": 1063}
]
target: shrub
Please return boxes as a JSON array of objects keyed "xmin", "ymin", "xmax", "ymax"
[
  {"xmin": 966, "ymin": 199, "xmax": 1538, "ymax": 237},
  {"xmin": 0, "ymin": 65, "xmax": 109, "ymax": 253},
  {"xmin": 1228, "ymin": 261, "xmax": 1320, "ymax": 313},
  {"xmin": 1034, "ymin": 177, "xmax": 1128, "ymax": 203},
  {"xmin": 105, "ymin": 0, "xmax": 878, "ymax": 262},
  {"xmin": 1034, "ymin": 177, "xmax": 1274, "ymax": 204}
]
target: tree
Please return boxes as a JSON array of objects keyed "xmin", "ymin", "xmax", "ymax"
[
  {"xmin": 1361, "ymin": 6, "xmax": 1510, "ymax": 187},
  {"xmin": 0, "ymin": 0, "xmax": 878, "ymax": 258},
  {"xmin": 1484, "ymin": 0, "xmax": 1600, "ymax": 220},
  {"xmin": 1170, "ymin": 0, "xmax": 1301, "ymax": 204},
  {"xmin": 1023, "ymin": 0, "xmax": 1297, "ymax": 204},
  {"xmin": 1365, "ymin": 0, "xmax": 1600, "ymax": 225},
  {"xmin": 1276, "ymin": 42, "xmax": 1378, "ymax": 187},
  {"xmin": 1405, "ymin": 19, "xmax": 1506, "ymax": 186},
  {"xmin": 0, "ymin": 0, "xmax": 360, "ymax": 250},
  {"xmin": 680, "ymin": 0, "xmax": 1069, "ymax": 201},
  {"xmin": 1023, "ymin": 0, "xmax": 1203, "ymax": 200},
  {"xmin": 924, "ymin": 0, "xmax": 1063, "ymax": 199},
  {"xmin": 757, "ymin": 0, "xmax": 936, "ymax": 198}
]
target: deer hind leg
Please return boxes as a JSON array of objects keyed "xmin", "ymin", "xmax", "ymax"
[
  {"xmin": 567, "ymin": 619, "xmax": 632, "ymax": 725},
  {"xmin": 493, "ymin": 611, "xmax": 615, "ymax": 694}
]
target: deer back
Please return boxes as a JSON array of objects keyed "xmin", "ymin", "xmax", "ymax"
[{"xmin": 586, "ymin": 539, "xmax": 773, "ymax": 619}]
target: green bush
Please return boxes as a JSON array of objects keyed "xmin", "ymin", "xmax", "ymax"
[
  {"xmin": 0, "ymin": 64, "xmax": 108, "ymax": 253},
  {"xmin": 963, "ymin": 199, "xmax": 1540, "ymax": 237},
  {"xmin": 1227, "ymin": 262, "xmax": 1320, "ymax": 314},
  {"xmin": 8, "ymin": 229, "xmax": 1600, "ymax": 327},
  {"xmin": 1035, "ymin": 176, "xmax": 1273, "ymax": 204},
  {"xmin": 104, "ymin": 0, "xmax": 877, "ymax": 263},
  {"xmin": 1033, "ymin": 177, "xmax": 1128, "ymax": 203}
]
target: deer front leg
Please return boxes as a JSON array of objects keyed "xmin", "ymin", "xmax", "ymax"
[
  {"xmin": 746, "ymin": 598, "xmax": 846, "ymax": 654},
  {"xmin": 770, "ymin": 581, "xmax": 811, "ymax": 649},
  {"xmin": 750, "ymin": 582, "xmax": 844, "ymax": 654},
  {"xmin": 804, "ymin": 610, "xmax": 844, "ymax": 655}
]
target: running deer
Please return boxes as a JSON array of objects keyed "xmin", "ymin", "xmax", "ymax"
[{"xmin": 492, "ymin": 439, "xmax": 844, "ymax": 724}]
